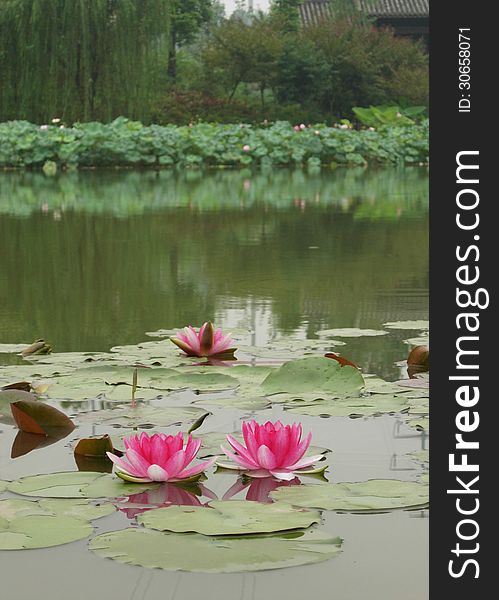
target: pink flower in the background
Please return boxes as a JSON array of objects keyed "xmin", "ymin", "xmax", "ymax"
[
  {"xmin": 170, "ymin": 322, "xmax": 236, "ymax": 358},
  {"xmin": 299, "ymin": 123, "xmax": 306, "ymax": 130},
  {"xmin": 221, "ymin": 420, "xmax": 325, "ymax": 481},
  {"xmin": 107, "ymin": 432, "xmax": 215, "ymax": 483},
  {"xmin": 242, "ymin": 144, "xmax": 250, "ymax": 152},
  {"xmin": 293, "ymin": 125, "xmax": 301, "ymax": 132},
  {"xmin": 222, "ymin": 475, "xmax": 301, "ymax": 503}
]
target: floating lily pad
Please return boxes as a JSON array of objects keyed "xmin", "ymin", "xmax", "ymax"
[
  {"xmin": 89, "ymin": 527, "xmax": 342, "ymax": 572},
  {"xmin": 270, "ymin": 479, "xmax": 429, "ymax": 511},
  {"xmin": 404, "ymin": 335, "xmax": 430, "ymax": 346},
  {"xmin": 139, "ymin": 500, "xmax": 320, "ymax": 535},
  {"xmin": 8, "ymin": 471, "xmax": 158, "ymax": 499},
  {"xmin": 0, "ymin": 498, "xmax": 113, "ymax": 550},
  {"xmin": 163, "ymin": 372, "xmax": 239, "ymax": 392},
  {"xmin": 103, "ymin": 385, "xmax": 162, "ymax": 402},
  {"xmin": 0, "ymin": 480, "xmax": 7, "ymax": 493},
  {"xmin": 77, "ymin": 405, "xmax": 209, "ymax": 428},
  {"xmin": 315, "ymin": 328, "xmax": 388, "ymax": 337},
  {"xmin": 284, "ymin": 394, "xmax": 408, "ymax": 418},
  {"xmin": 193, "ymin": 395, "xmax": 270, "ymax": 410},
  {"xmin": 262, "ymin": 357, "xmax": 364, "ymax": 395},
  {"xmin": 405, "ymin": 417, "xmax": 429, "ymax": 431},
  {"xmin": 44, "ymin": 379, "xmax": 108, "ymax": 401},
  {"xmin": 0, "ymin": 343, "xmax": 30, "ymax": 353},
  {"xmin": 383, "ymin": 320, "xmax": 429, "ymax": 330}
]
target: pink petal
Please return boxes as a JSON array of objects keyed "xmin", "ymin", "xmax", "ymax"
[
  {"xmin": 170, "ymin": 337, "xmax": 198, "ymax": 356},
  {"xmin": 257, "ymin": 445, "xmax": 277, "ymax": 470},
  {"xmin": 226, "ymin": 434, "xmax": 260, "ymax": 468},
  {"xmin": 146, "ymin": 464, "xmax": 169, "ymax": 482},
  {"xmin": 106, "ymin": 452, "xmax": 144, "ymax": 478},
  {"xmin": 210, "ymin": 333, "xmax": 234, "ymax": 355},
  {"xmin": 284, "ymin": 431, "xmax": 312, "ymax": 467},
  {"xmin": 125, "ymin": 448, "xmax": 152, "ymax": 477},
  {"xmin": 175, "ymin": 458, "xmax": 215, "ymax": 480},
  {"xmin": 242, "ymin": 421, "xmax": 260, "ymax": 463},
  {"xmin": 221, "ymin": 446, "xmax": 257, "ymax": 470},
  {"xmin": 269, "ymin": 469, "xmax": 297, "ymax": 481},
  {"xmin": 149, "ymin": 434, "xmax": 170, "ymax": 466},
  {"xmin": 182, "ymin": 436, "xmax": 201, "ymax": 468},
  {"xmin": 162, "ymin": 449, "xmax": 187, "ymax": 479},
  {"xmin": 287, "ymin": 454, "xmax": 324, "ymax": 471},
  {"xmin": 272, "ymin": 425, "xmax": 290, "ymax": 466}
]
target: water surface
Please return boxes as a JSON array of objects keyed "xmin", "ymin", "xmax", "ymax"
[{"xmin": 0, "ymin": 167, "xmax": 429, "ymax": 600}]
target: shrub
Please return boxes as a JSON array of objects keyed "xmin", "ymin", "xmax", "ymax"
[{"xmin": 0, "ymin": 118, "xmax": 429, "ymax": 169}]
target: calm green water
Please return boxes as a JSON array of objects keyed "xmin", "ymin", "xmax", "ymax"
[
  {"xmin": 0, "ymin": 168, "xmax": 428, "ymax": 378},
  {"xmin": 0, "ymin": 168, "xmax": 428, "ymax": 600}
]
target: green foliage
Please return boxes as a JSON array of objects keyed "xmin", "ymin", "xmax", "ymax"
[
  {"xmin": 204, "ymin": 13, "xmax": 284, "ymax": 103},
  {"xmin": 0, "ymin": 0, "xmax": 171, "ymax": 124},
  {"xmin": 302, "ymin": 18, "xmax": 428, "ymax": 117},
  {"xmin": 0, "ymin": 118, "xmax": 429, "ymax": 169},
  {"xmin": 352, "ymin": 105, "xmax": 427, "ymax": 128},
  {"xmin": 270, "ymin": 0, "xmax": 302, "ymax": 32}
]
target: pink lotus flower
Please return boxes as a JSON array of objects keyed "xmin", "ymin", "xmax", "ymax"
[
  {"xmin": 221, "ymin": 420, "xmax": 325, "ymax": 481},
  {"xmin": 242, "ymin": 144, "xmax": 250, "ymax": 152},
  {"xmin": 170, "ymin": 322, "xmax": 236, "ymax": 358},
  {"xmin": 293, "ymin": 125, "xmax": 301, "ymax": 132},
  {"xmin": 107, "ymin": 432, "xmax": 215, "ymax": 483}
]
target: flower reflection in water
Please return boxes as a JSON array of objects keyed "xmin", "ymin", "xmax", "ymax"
[
  {"xmin": 222, "ymin": 476, "xmax": 302, "ymax": 503},
  {"xmin": 116, "ymin": 482, "xmax": 217, "ymax": 520}
]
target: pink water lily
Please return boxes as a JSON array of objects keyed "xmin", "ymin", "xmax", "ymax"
[
  {"xmin": 170, "ymin": 322, "xmax": 236, "ymax": 358},
  {"xmin": 221, "ymin": 420, "xmax": 325, "ymax": 481},
  {"xmin": 107, "ymin": 432, "xmax": 215, "ymax": 483}
]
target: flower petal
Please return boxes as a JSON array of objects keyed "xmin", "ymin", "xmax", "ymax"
[
  {"xmin": 257, "ymin": 445, "xmax": 277, "ymax": 470},
  {"xmin": 175, "ymin": 457, "xmax": 215, "ymax": 480},
  {"xmin": 287, "ymin": 454, "xmax": 324, "ymax": 471},
  {"xmin": 106, "ymin": 452, "xmax": 144, "ymax": 478},
  {"xmin": 221, "ymin": 446, "xmax": 257, "ymax": 470},
  {"xmin": 269, "ymin": 470, "xmax": 296, "ymax": 481},
  {"xmin": 146, "ymin": 464, "xmax": 169, "ymax": 482},
  {"xmin": 226, "ymin": 434, "xmax": 260, "ymax": 468}
]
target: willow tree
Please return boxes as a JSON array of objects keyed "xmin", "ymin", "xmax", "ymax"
[{"xmin": 0, "ymin": 0, "xmax": 171, "ymax": 123}]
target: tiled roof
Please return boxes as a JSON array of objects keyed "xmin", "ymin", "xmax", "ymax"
[
  {"xmin": 358, "ymin": 0, "xmax": 429, "ymax": 18},
  {"xmin": 299, "ymin": 1, "xmax": 429, "ymax": 26}
]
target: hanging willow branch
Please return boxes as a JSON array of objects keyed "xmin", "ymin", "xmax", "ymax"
[{"xmin": 0, "ymin": 0, "xmax": 172, "ymax": 123}]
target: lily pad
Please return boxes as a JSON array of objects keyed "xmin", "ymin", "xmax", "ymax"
[
  {"xmin": 315, "ymin": 328, "xmax": 388, "ymax": 337},
  {"xmin": 8, "ymin": 471, "xmax": 158, "ymax": 499},
  {"xmin": 0, "ymin": 498, "xmax": 113, "ymax": 550},
  {"xmin": 139, "ymin": 500, "xmax": 320, "ymax": 535},
  {"xmin": 262, "ymin": 357, "xmax": 364, "ymax": 395},
  {"xmin": 89, "ymin": 527, "xmax": 342, "ymax": 572},
  {"xmin": 383, "ymin": 320, "xmax": 429, "ymax": 330},
  {"xmin": 163, "ymin": 372, "xmax": 239, "ymax": 392},
  {"xmin": 284, "ymin": 394, "xmax": 408, "ymax": 418},
  {"xmin": 270, "ymin": 479, "xmax": 429, "ymax": 511},
  {"xmin": 77, "ymin": 405, "xmax": 209, "ymax": 428},
  {"xmin": 0, "ymin": 480, "xmax": 7, "ymax": 493},
  {"xmin": 0, "ymin": 343, "xmax": 30, "ymax": 353},
  {"xmin": 193, "ymin": 395, "xmax": 270, "ymax": 410}
]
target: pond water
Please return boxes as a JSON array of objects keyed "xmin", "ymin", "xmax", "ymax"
[{"xmin": 0, "ymin": 168, "xmax": 428, "ymax": 600}]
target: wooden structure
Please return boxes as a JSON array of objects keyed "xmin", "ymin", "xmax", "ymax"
[{"xmin": 299, "ymin": 1, "xmax": 429, "ymax": 44}]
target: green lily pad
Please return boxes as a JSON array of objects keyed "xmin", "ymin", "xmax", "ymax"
[
  {"xmin": 163, "ymin": 372, "xmax": 239, "ymax": 392},
  {"xmin": 404, "ymin": 335, "xmax": 430, "ymax": 346},
  {"xmin": 0, "ymin": 480, "xmax": 7, "ymax": 492},
  {"xmin": 262, "ymin": 357, "xmax": 364, "ymax": 395},
  {"xmin": 0, "ymin": 343, "xmax": 30, "ymax": 353},
  {"xmin": 193, "ymin": 395, "xmax": 270, "ymax": 410},
  {"xmin": 270, "ymin": 479, "xmax": 429, "ymax": 511},
  {"xmin": 44, "ymin": 379, "xmax": 108, "ymax": 401},
  {"xmin": 284, "ymin": 394, "xmax": 408, "ymax": 417},
  {"xmin": 383, "ymin": 320, "xmax": 429, "ymax": 330},
  {"xmin": 139, "ymin": 500, "xmax": 320, "ymax": 535},
  {"xmin": 77, "ymin": 405, "xmax": 209, "ymax": 428},
  {"xmin": 103, "ymin": 385, "xmax": 162, "ymax": 402},
  {"xmin": 90, "ymin": 527, "xmax": 342, "ymax": 572},
  {"xmin": 8, "ymin": 471, "xmax": 158, "ymax": 499},
  {"xmin": 0, "ymin": 498, "xmax": 113, "ymax": 550},
  {"xmin": 315, "ymin": 328, "xmax": 388, "ymax": 337},
  {"xmin": 405, "ymin": 417, "xmax": 429, "ymax": 431}
]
